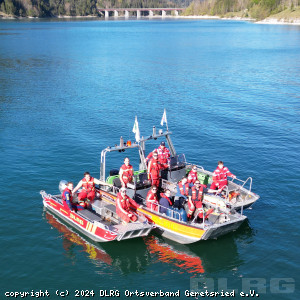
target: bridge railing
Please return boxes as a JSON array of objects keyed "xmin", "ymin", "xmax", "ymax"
[{"xmin": 98, "ymin": 7, "xmax": 185, "ymax": 18}]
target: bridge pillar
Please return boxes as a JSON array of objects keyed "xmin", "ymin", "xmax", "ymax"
[
  {"xmin": 125, "ymin": 10, "xmax": 129, "ymax": 18},
  {"xmin": 174, "ymin": 10, "xmax": 179, "ymax": 16},
  {"xmin": 162, "ymin": 10, "xmax": 166, "ymax": 18},
  {"xmin": 105, "ymin": 11, "xmax": 109, "ymax": 18},
  {"xmin": 137, "ymin": 10, "xmax": 141, "ymax": 19},
  {"xmin": 149, "ymin": 10, "xmax": 154, "ymax": 18},
  {"xmin": 114, "ymin": 10, "xmax": 119, "ymax": 18}
]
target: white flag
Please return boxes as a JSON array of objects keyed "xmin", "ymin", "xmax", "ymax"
[
  {"xmin": 132, "ymin": 116, "xmax": 140, "ymax": 142},
  {"xmin": 160, "ymin": 109, "xmax": 167, "ymax": 126}
]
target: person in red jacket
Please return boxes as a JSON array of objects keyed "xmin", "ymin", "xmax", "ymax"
[
  {"xmin": 73, "ymin": 172, "xmax": 109, "ymax": 207},
  {"xmin": 146, "ymin": 185, "xmax": 159, "ymax": 211},
  {"xmin": 210, "ymin": 161, "xmax": 236, "ymax": 192},
  {"xmin": 156, "ymin": 141, "xmax": 170, "ymax": 166},
  {"xmin": 146, "ymin": 141, "xmax": 170, "ymax": 169},
  {"xmin": 188, "ymin": 181, "xmax": 214, "ymax": 220},
  {"xmin": 119, "ymin": 157, "xmax": 134, "ymax": 188},
  {"xmin": 187, "ymin": 165, "xmax": 198, "ymax": 185},
  {"xmin": 116, "ymin": 187, "xmax": 139, "ymax": 224},
  {"xmin": 147, "ymin": 151, "xmax": 163, "ymax": 188}
]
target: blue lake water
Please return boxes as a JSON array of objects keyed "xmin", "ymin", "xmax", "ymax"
[{"xmin": 0, "ymin": 18, "xmax": 299, "ymax": 299}]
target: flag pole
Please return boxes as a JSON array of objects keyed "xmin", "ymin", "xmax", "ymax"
[{"xmin": 163, "ymin": 108, "xmax": 168, "ymax": 131}]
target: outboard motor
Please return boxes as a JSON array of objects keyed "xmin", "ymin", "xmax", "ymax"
[{"xmin": 58, "ymin": 180, "xmax": 68, "ymax": 193}]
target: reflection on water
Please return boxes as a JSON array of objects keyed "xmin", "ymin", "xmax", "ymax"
[
  {"xmin": 45, "ymin": 211, "xmax": 254, "ymax": 277},
  {"xmin": 45, "ymin": 211, "xmax": 150, "ymax": 274},
  {"xmin": 45, "ymin": 212, "xmax": 112, "ymax": 265},
  {"xmin": 148, "ymin": 220, "xmax": 255, "ymax": 275},
  {"xmin": 144, "ymin": 235, "xmax": 205, "ymax": 276}
]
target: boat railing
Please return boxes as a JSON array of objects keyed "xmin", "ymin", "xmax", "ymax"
[
  {"xmin": 186, "ymin": 162, "xmax": 206, "ymax": 172},
  {"xmin": 148, "ymin": 203, "xmax": 184, "ymax": 222},
  {"xmin": 229, "ymin": 176, "xmax": 253, "ymax": 212},
  {"xmin": 40, "ymin": 190, "xmax": 57, "ymax": 201},
  {"xmin": 229, "ymin": 176, "xmax": 253, "ymax": 193},
  {"xmin": 221, "ymin": 185, "xmax": 230, "ymax": 202},
  {"xmin": 40, "ymin": 190, "xmax": 64, "ymax": 205},
  {"xmin": 40, "ymin": 190, "xmax": 48, "ymax": 200},
  {"xmin": 107, "ymin": 185, "xmax": 120, "ymax": 195}
]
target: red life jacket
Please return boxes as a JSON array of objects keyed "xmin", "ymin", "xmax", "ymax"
[
  {"xmin": 157, "ymin": 146, "xmax": 170, "ymax": 164},
  {"xmin": 188, "ymin": 170, "xmax": 198, "ymax": 184},
  {"xmin": 62, "ymin": 187, "xmax": 73, "ymax": 201},
  {"xmin": 121, "ymin": 164, "xmax": 134, "ymax": 182},
  {"xmin": 178, "ymin": 181, "xmax": 189, "ymax": 196},
  {"xmin": 191, "ymin": 185, "xmax": 204, "ymax": 201},
  {"xmin": 116, "ymin": 192, "xmax": 138, "ymax": 212},
  {"xmin": 117, "ymin": 193, "xmax": 130, "ymax": 210},
  {"xmin": 160, "ymin": 193, "xmax": 172, "ymax": 206},
  {"xmin": 212, "ymin": 166, "xmax": 234, "ymax": 184},
  {"xmin": 146, "ymin": 190, "xmax": 158, "ymax": 202},
  {"xmin": 148, "ymin": 158, "xmax": 161, "ymax": 178},
  {"xmin": 82, "ymin": 177, "xmax": 95, "ymax": 192}
]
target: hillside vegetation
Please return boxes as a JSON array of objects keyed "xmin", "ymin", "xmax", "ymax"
[
  {"xmin": 184, "ymin": 0, "xmax": 300, "ymax": 20},
  {"xmin": 1, "ymin": 0, "xmax": 299, "ymax": 20},
  {"xmin": 0, "ymin": 0, "xmax": 191, "ymax": 17}
]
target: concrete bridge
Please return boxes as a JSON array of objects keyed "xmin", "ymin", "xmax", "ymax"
[{"xmin": 98, "ymin": 8, "xmax": 185, "ymax": 19}]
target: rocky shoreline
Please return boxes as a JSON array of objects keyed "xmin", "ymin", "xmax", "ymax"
[
  {"xmin": 256, "ymin": 17, "xmax": 300, "ymax": 25},
  {"xmin": 177, "ymin": 14, "xmax": 300, "ymax": 25}
]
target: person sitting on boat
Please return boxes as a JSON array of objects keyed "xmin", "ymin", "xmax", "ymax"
[
  {"xmin": 119, "ymin": 157, "xmax": 134, "ymax": 188},
  {"xmin": 116, "ymin": 187, "xmax": 139, "ymax": 224},
  {"xmin": 188, "ymin": 180, "xmax": 214, "ymax": 220},
  {"xmin": 62, "ymin": 182, "xmax": 86, "ymax": 212},
  {"xmin": 187, "ymin": 165, "xmax": 199, "ymax": 185},
  {"xmin": 210, "ymin": 161, "xmax": 236, "ymax": 192},
  {"xmin": 147, "ymin": 151, "xmax": 163, "ymax": 188},
  {"xmin": 72, "ymin": 172, "xmax": 109, "ymax": 207},
  {"xmin": 146, "ymin": 141, "xmax": 170, "ymax": 169},
  {"xmin": 159, "ymin": 189, "xmax": 173, "ymax": 214},
  {"xmin": 175, "ymin": 177, "xmax": 190, "ymax": 209},
  {"xmin": 146, "ymin": 185, "xmax": 159, "ymax": 211}
]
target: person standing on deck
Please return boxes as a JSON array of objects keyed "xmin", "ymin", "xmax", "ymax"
[
  {"xmin": 147, "ymin": 151, "xmax": 163, "ymax": 188},
  {"xmin": 210, "ymin": 161, "xmax": 236, "ymax": 192},
  {"xmin": 119, "ymin": 157, "xmax": 134, "ymax": 188},
  {"xmin": 146, "ymin": 141, "xmax": 170, "ymax": 169}
]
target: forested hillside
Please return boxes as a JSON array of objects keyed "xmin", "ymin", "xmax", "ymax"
[
  {"xmin": 0, "ymin": 0, "xmax": 192, "ymax": 17},
  {"xmin": 1, "ymin": 0, "xmax": 299, "ymax": 19},
  {"xmin": 184, "ymin": 0, "xmax": 300, "ymax": 20}
]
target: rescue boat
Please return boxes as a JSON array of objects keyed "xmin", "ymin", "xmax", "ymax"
[
  {"xmin": 95, "ymin": 125, "xmax": 255, "ymax": 244},
  {"xmin": 40, "ymin": 183, "xmax": 153, "ymax": 243},
  {"xmin": 97, "ymin": 186, "xmax": 246, "ymax": 244}
]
